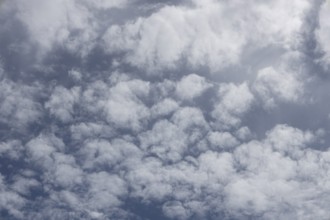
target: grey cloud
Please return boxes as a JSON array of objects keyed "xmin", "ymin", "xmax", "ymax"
[{"xmin": 315, "ymin": 1, "xmax": 330, "ymax": 67}]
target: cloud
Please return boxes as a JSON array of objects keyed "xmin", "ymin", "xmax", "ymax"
[
  {"xmin": 103, "ymin": 0, "xmax": 311, "ymax": 72},
  {"xmin": 254, "ymin": 66, "xmax": 303, "ymax": 107},
  {"xmin": 150, "ymin": 98, "xmax": 179, "ymax": 118},
  {"xmin": 211, "ymin": 82, "xmax": 254, "ymax": 129},
  {"xmin": 103, "ymin": 79, "xmax": 150, "ymax": 131},
  {"xmin": 176, "ymin": 74, "xmax": 211, "ymax": 101},
  {"xmin": 0, "ymin": 140, "xmax": 23, "ymax": 160},
  {"xmin": 1, "ymin": 0, "xmax": 330, "ymax": 220},
  {"xmin": 13, "ymin": 0, "xmax": 93, "ymax": 56},
  {"xmin": 7, "ymin": 0, "xmax": 129, "ymax": 60},
  {"xmin": 0, "ymin": 79, "xmax": 43, "ymax": 131},
  {"xmin": 207, "ymin": 131, "xmax": 240, "ymax": 150},
  {"xmin": 45, "ymin": 86, "xmax": 80, "ymax": 123},
  {"xmin": 316, "ymin": 1, "xmax": 330, "ymax": 66}
]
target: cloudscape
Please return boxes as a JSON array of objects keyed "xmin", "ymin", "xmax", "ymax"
[{"xmin": 1, "ymin": 0, "xmax": 330, "ymax": 219}]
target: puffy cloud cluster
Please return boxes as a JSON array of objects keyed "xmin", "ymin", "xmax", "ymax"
[
  {"xmin": 103, "ymin": 0, "xmax": 311, "ymax": 71},
  {"xmin": 253, "ymin": 52, "xmax": 306, "ymax": 108},
  {"xmin": 1, "ymin": 0, "xmax": 330, "ymax": 220},
  {"xmin": 212, "ymin": 82, "xmax": 254, "ymax": 129},
  {"xmin": 0, "ymin": 80, "xmax": 42, "ymax": 130}
]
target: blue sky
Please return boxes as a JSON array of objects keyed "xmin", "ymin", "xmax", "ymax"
[{"xmin": 1, "ymin": 0, "xmax": 330, "ymax": 219}]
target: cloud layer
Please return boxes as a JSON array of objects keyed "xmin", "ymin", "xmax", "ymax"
[{"xmin": 1, "ymin": 0, "xmax": 330, "ymax": 219}]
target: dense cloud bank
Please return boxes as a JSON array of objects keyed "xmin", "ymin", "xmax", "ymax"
[{"xmin": 1, "ymin": 0, "xmax": 330, "ymax": 219}]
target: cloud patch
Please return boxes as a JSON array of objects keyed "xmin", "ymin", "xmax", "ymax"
[{"xmin": 1, "ymin": 0, "xmax": 330, "ymax": 220}]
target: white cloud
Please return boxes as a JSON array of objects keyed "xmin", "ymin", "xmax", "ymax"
[
  {"xmin": 171, "ymin": 107, "xmax": 209, "ymax": 132},
  {"xmin": 26, "ymin": 134, "xmax": 84, "ymax": 190},
  {"xmin": 14, "ymin": 0, "xmax": 96, "ymax": 56},
  {"xmin": 78, "ymin": 138, "xmax": 141, "ymax": 170},
  {"xmin": 139, "ymin": 119, "xmax": 188, "ymax": 162},
  {"xmin": 45, "ymin": 86, "xmax": 80, "ymax": 123},
  {"xmin": 26, "ymin": 134, "xmax": 64, "ymax": 168},
  {"xmin": 70, "ymin": 122, "xmax": 115, "ymax": 141},
  {"xmin": 176, "ymin": 74, "xmax": 211, "ymax": 101},
  {"xmin": 266, "ymin": 124, "xmax": 315, "ymax": 156},
  {"xmin": 254, "ymin": 65, "xmax": 304, "ymax": 108},
  {"xmin": 103, "ymin": 0, "xmax": 311, "ymax": 71},
  {"xmin": 50, "ymin": 153, "xmax": 83, "ymax": 188},
  {"xmin": 163, "ymin": 201, "xmax": 191, "ymax": 220},
  {"xmin": 207, "ymin": 131, "xmax": 240, "ymax": 150},
  {"xmin": 68, "ymin": 69, "xmax": 82, "ymax": 81},
  {"xmin": 103, "ymin": 79, "xmax": 150, "ymax": 131},
  {"xmin": 212, "ymin": 82, "xmax": 254, "ymax": 129},
  {"xmin": 85, "ymin": 172, "xmax": 127, "ymax": 210},
  {"xmin": 235, "ymin": 126, "xmax": 253, "ymax": 141},
  {"xmin": 80, "ymin": 79, "xmax": 150, "ymax": 131},
  {"xmin": 0, "ymin": 175, "xmax": 25, "ymax": 219},
  {"xmin": 12, "ymin": 0, "xmax": 129, "ymax": 58},
  {"xmin": 124, "ymin": 123, "xmax": 330, "ymax": 219},
  {"xmin": 11, "ymin": 176, "xmax": 40, "ymax": 196},
  {"xmin": 198, "ymin": 151, "xmax": 235, "ymax": 184},
  {"xmin": 0, "ymin": 80, "xmax": 42, "ymax": 129},
  {"xmin": 150, "ymin": 98, "xmax": 179, "ymax": 118},
  {"xmin": 0, "ymin": 140, "xmax": 23, "ymax": 160},
  {"xmin": 1, "ymin": 0, "xmax": 330, "ymax": 219}
]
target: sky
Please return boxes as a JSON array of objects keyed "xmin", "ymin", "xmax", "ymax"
[{"xmin": 1, "ymin": 0, "xmax": 330, "ymax": 219}]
